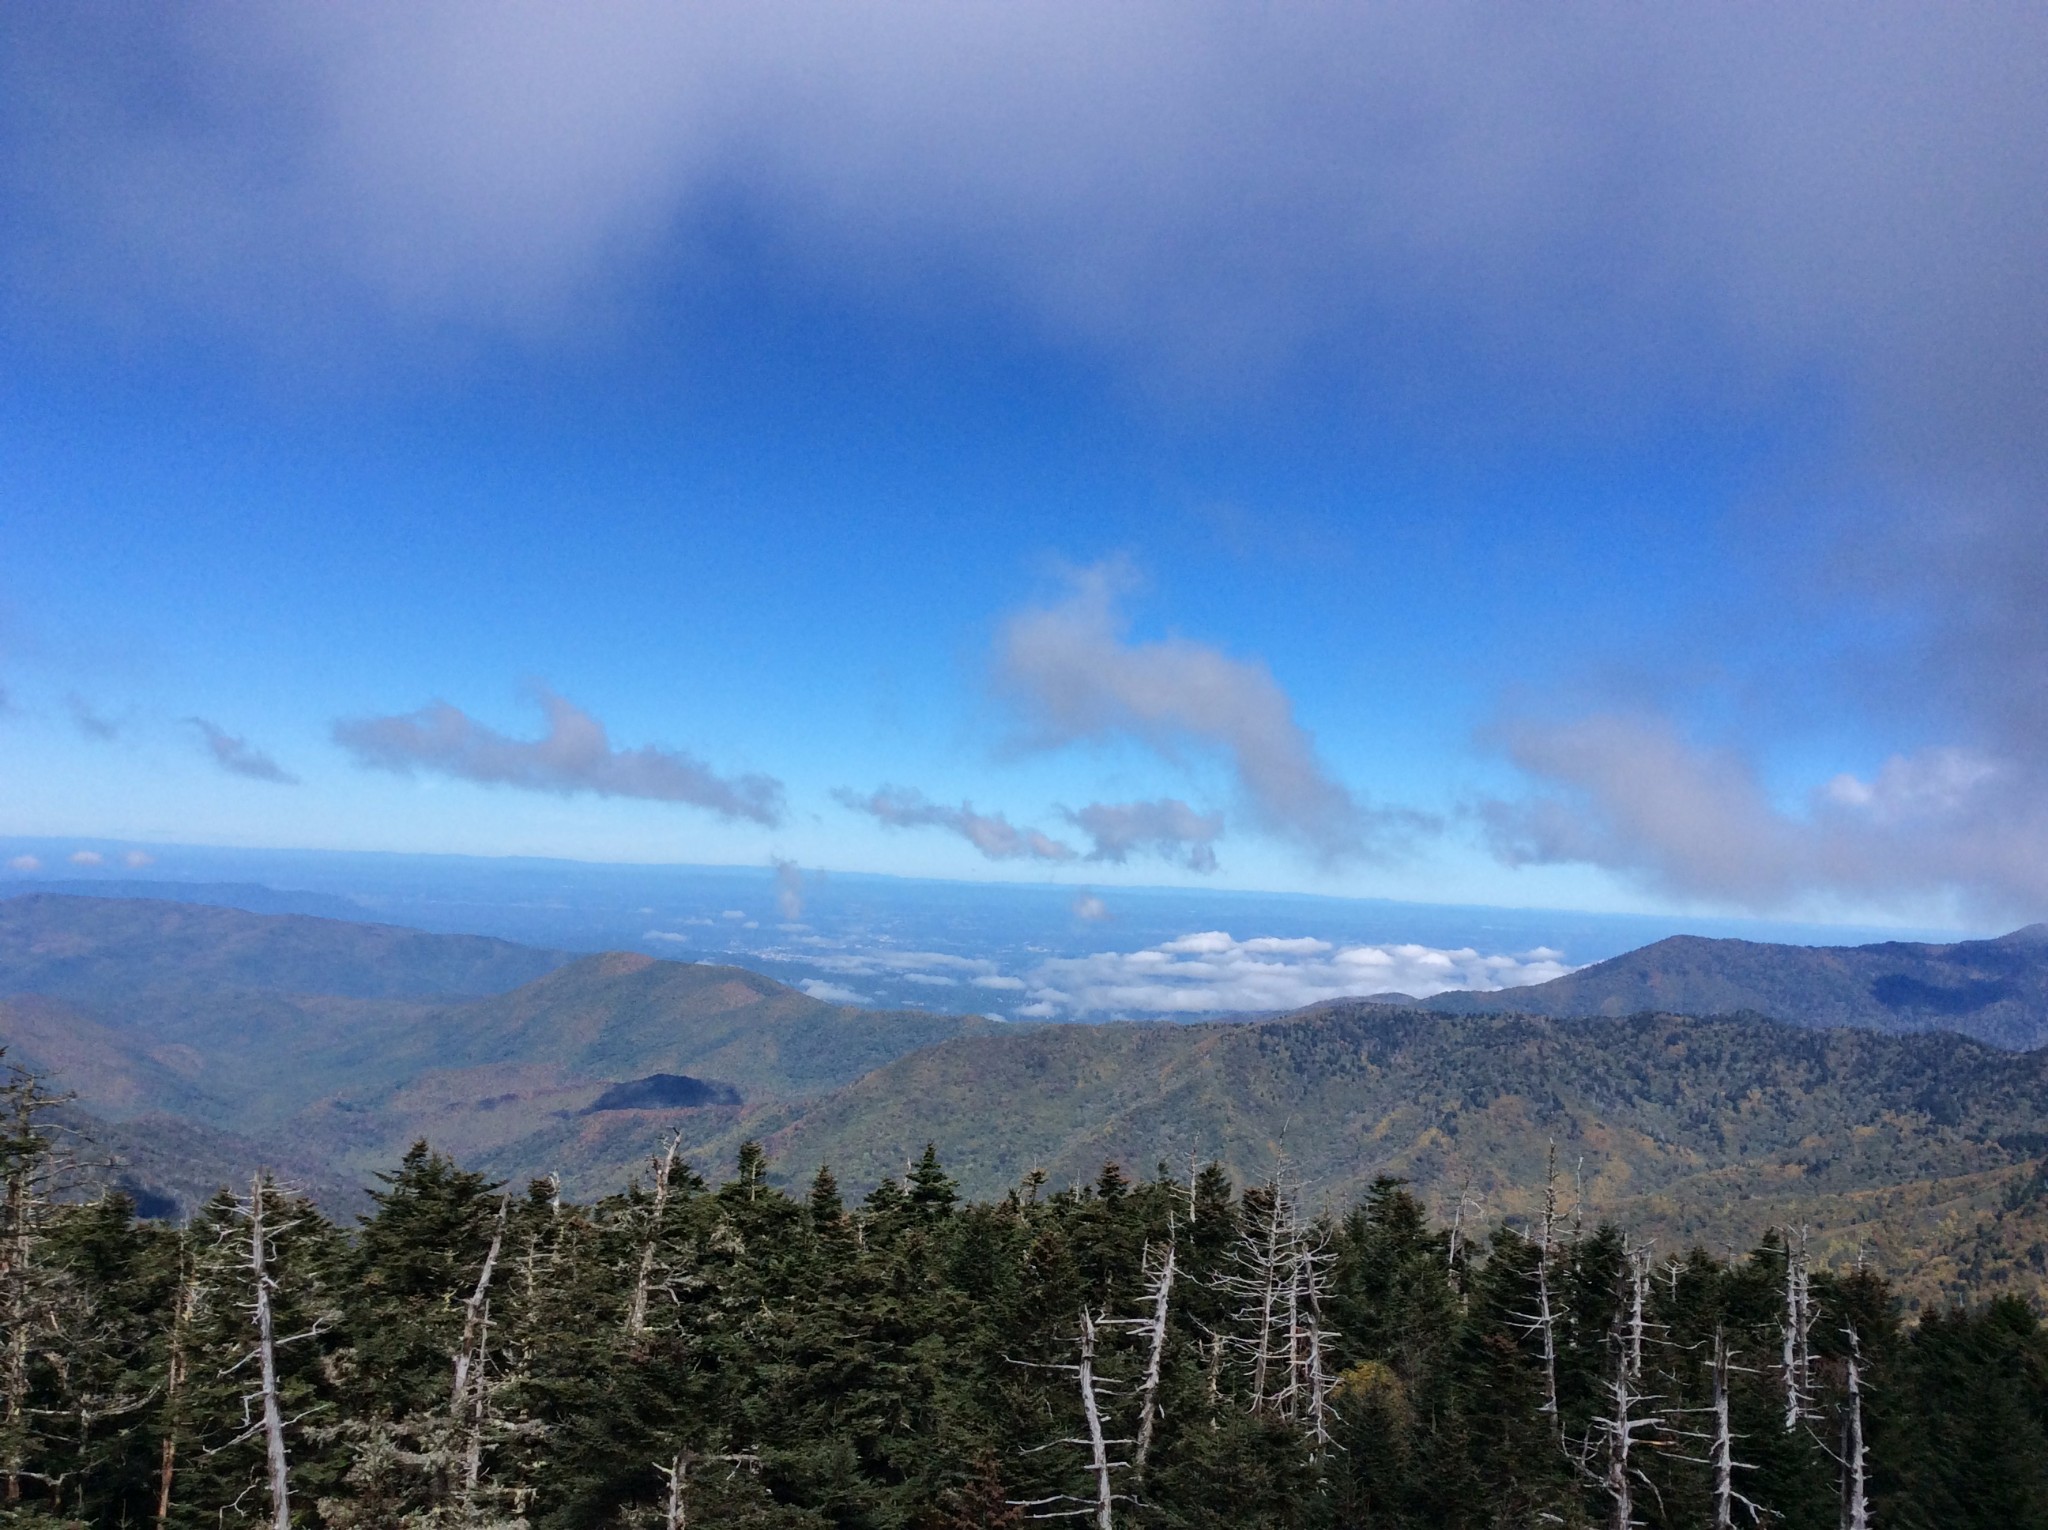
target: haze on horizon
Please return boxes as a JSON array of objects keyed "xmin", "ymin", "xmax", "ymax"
[{"xmin": 4, "ymin": 4, "xmax": 2046, "ymax": 935}]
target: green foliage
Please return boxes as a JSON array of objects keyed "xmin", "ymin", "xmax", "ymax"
[{"xmin": 0, "ymin": 1114, "xmax": 2036, "ymax": 1529}]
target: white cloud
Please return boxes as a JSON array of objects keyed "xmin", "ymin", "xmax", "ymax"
[
  {"xmin": 836, "ymin": 785, "xmax": 1076, "ymax": 862},
  {"xmin": 799, "ymin": 979, "xmax": 868, "ymax": 1005},
  {"xmin": 996, "ymin": 567, "xmax": 1430, "ymax": 862},
  {"xmin": 903, "ymin": 973, "xmax": 958, "ymax": 987},
  {"xmin": 5, "ymin": 855, "xmax": 40, "ymax": 873},
  {"xmin": 121, "ymin": 850, "xmax": 154, "ymax": 868},
  {"xmin": 334, "ymin": 685, "xmax": 783, "ymax": 825},
  {"xmin": 1071, "ymin": 893, "xmax": 1111, "ymax": 922},
  {"xmin": 68, "ymin": 850, "xmax": 104, "ymax": 867},
  {"xmin": 1023, "ymin": 930, "xmax": 1573, "ymax": 1017}
]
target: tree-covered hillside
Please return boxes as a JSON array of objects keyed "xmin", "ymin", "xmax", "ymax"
[
  {"xmin": 731, "ymin": 1001, "xmax": 2048, "ymax": 1309},
  {"xmin": 3, "ymin": 1058, "xmax": 2042, "ymax": 1529},
  {"xmin": 1423, "ymin": 924, "xmax": 2048, "ymax": 1048}
]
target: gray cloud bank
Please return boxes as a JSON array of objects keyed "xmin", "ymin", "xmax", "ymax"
[
  {"xmin": 1062, "ymin": 798, "xmax": 1221, "ymax": 873},
  {"xmin": 1486, "ymin": 715, "xmax": 2048, "ymax": 920},
  {"xmin": 997, "ymin": 569, "xmax": 1424, "ymax": 862},
  {"xmin": 836, "ymin": 786, "xmax": 1075, "ymax": 863},
  {"xmin": 335, "ymin": 687, "xmax": 783, "ymax": 824},
  {"xmin": 188, "ymin": 718, "xmax": 298, "ymax": 784}
]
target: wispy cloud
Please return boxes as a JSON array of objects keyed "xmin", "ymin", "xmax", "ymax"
[
  {"xmin": 65, "ymin": 694, "xmax": 118, "ymax": 741},
  {"xmin": 334, "ymin": 686, "xmax": 783, "ymax": 825},
  {"xmin": 1072, "ymin": 892, "xmax": 1110, "ymax": 922},
  {"xmin": 996, "ymin": 567, "xmax": 1428, "ymax": 862},
  {"xmin": 836, "ymin": 785, "xmax": 1076, "ymax": 862},
  {"xmin": 1020, "ymin": 931, "xmax": 1574, "ymax": 1018},
  {"xmin": 188, "ymin": 718, "xmax": 299, "ymax": 784},
  {"xmin": 6, "ymin": 855, "xmax": 40, "ymax": 873},
  {"xmin": 1063, "ymin": 797, "xmax": 1222, "ymax": 872}
]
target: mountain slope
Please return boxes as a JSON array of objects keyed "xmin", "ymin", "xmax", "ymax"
[
  {"xmin": 737, "ymin": 1000, "xmax": 2048, "ymax": 1305},
  {"xmin": 0, "ymin": 893, "xmax": 571, "ymax": 1003},
  {"xmin": 1421, "ymin": 924, "xmax": 2048, "ymax": 1047},
  {"xmin": 290, "ymin": 951, "xmax": 1002, "ymax": 1186}
]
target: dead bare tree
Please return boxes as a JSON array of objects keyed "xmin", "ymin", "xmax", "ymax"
[
  {"xmin": 652, "ymin": 1448, "xmax": 761, "ymax": 1530},
  {"xmin": 1105, "ymin": 1237, "xmax": 1175, "ymax": 1474},
  {"xmin": 0, "ymin": 1063, "xmax": 77, "ymax": 1506},
  {"xmin": 154, "ymin": 1243, "xmax": 202, "ymax": 1528},
  {"xmin": 1010, "ymin": 1308, "xmax": 1132, "ymax": 1529},
  {"xmin": 626, "ymin": 1135, "xmax": 684, "ymax": 1340},
  {"xmin": 1512, "ymin": 1144, "xmax": 1564, "ymax": 1430},
  {"xmin": 1838, "ymin": 1324, "xmax": 1869, "ymax": 1530},
  {"xmin": 1780, "ymin": 1229, "xmax": 1817, "ymax": 1431},
  {"xmin": 1706, "ymin": 1329, "xmax": 1761, "ymax": 1530},
  {"xmin": 213, "ymin": 1175, "xmax": 334, "ymax": 1530},
  {"xmin": 1215, "ymin": 1175, "xmax": 1337, "ymax": 1447},
  {"xmin": 1589, "ymin": 1245, "xmax": 1663, "ymax": 1530},
  {"xmin": 240, "ymin": 1175, "xmax": 293, "ymax": 1530}
]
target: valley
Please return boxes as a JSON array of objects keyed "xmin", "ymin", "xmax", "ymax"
[{"xmin": 7, "ymin": 890, "xmax": 2048, "ymax": 1307}]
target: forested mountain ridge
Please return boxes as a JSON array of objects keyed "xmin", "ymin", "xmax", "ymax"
[
  {"xmin": 1420, "ymin": 923, "xmax": 2048, "ymax": 1047},
  {"xmin": 729, "ymin": 999, "xmax": 2048, "ymax": 1308},
  {"xmin": 10, "ymin": 893, "xmax": 2048, "ymax": 1308},
  {"xmin": 0, "ymin": 892, "xmax": 572, "ymax": 1002},
  {"xmin": 0, "ymin": 896, "xmax": 998, "ymax": 1210},
  {"xmin": 1, "ymin": 1074, "xmax": 2040, "ymax": 1530}
]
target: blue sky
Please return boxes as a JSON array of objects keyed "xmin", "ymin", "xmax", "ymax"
[{"xmin": 3, "ymin": 4, "xmax": 2045, "ymax": 931}]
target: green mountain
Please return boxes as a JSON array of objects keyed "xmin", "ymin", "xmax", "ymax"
[
  {"xmin": 0, "ymin": 896, "xmax": 996, "ymax": 1205},
  {"xmin": 1420, "ymin": 923, "xmax": 2048, "ymax": 1047},
  {"xmin": 0, "ymin": 891, "xmax": 570, "ymax": 1003},
  {"xmin": 13, "ymin": 891, "xmax": 2048, "ymax": 1306},
  {"xmin": 723, "ymin": 1000, "xmax": 2048, "ymax": 1308}
]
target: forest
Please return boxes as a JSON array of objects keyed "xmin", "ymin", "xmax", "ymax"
[{"xmin": 2, "ymin": 1065, "xmax": 2044, "ymax": 1530}]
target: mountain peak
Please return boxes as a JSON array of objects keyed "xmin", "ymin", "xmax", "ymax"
[{"xmin": 1993, "ymin": 923, "xmax": 2048, "ymax": 945}]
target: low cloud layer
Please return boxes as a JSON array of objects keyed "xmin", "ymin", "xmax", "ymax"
[
  {"xmin": 836, "ymin": 786, "xmax": 1075, "ymax": 862},
  {"xmin": 188, "ymin": 717, "xmax": 298, "ymax": 784},
  {"xmin": 997, "ymin": 569, "xmax": 1425, "ymax": 862},
  {"xmin": 1063, "ymin": 798, "xmax": 1222, "ymax": 873},
  {"xmin": 334, "ymin": 686, "xmax": 783, "ymax": 824},
  {"xmin": 1020, "ymin": 931, "xmax": 1573, "ymax": 1018},
  {"xmin": 1486, "ymin": 713, "xmax": 2048, "ymax": 919}
]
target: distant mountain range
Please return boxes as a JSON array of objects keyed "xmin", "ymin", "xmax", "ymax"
[
  {"xmin": 6, "ymin": 890, "xmax": 2048, "ymax": 1307},
  {"xmin": 1412, "ymin": 924, "xmax": 2048, "ymax": 1047}
]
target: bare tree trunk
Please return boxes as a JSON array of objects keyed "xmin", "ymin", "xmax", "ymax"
[
  {"xmin": 1782, "ymin": 1230, "xmax": 1814, "ymax": 1431},
  {"xmin": 1840, "ymin": 1325, "xmax": 1869, "ymax": 1530},
  {"xmin": 1076, "ymin": 1309, "xmax": 1115, "ymax": 1530},
  {"xmin": 247, "ymin": 1176, "xmax": 292, "ymax": 1530},
  {"xmin": 155, "ymin": 1248, "xmax": 199, "ymax": 1528},
  {"xmin": 627, "ymin": 1136, "xmax": 682, "ymax": 1339},
  {"xmin": 1, "ymin": 1134, "xmax": 28, "ymax": 1504},
  {"xmin": 1132, "ymin": 1241, "xmax": 1175, "ymax": 1474},
  {"xmin": 451, "ymin": 1194, "xmax": 509, "ymax": 1412},
  {"xmin": 1249, "ymin": 1191, "xmax": 1285, "ymax": 1412},
  {"xmin": 661, "ymin": 1453, "xmax": 688, "ymax": 1530},
  {"xmin": 1532, "ymin": 1145, "xmax": 1561, "ymax": 1425}
]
